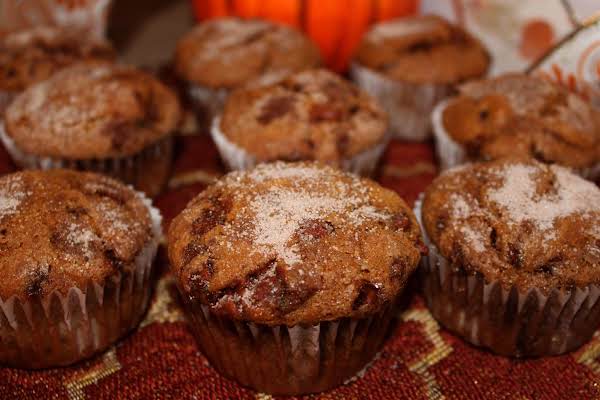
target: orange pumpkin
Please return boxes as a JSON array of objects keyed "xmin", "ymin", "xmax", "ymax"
[{"xmin": 192, "ymin": 0, "xmax": 418, "ymax": 72}]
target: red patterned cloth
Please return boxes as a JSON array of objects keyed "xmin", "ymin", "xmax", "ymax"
[{"xmin": 1, "ymin": 133, "xmax": 600, "ymax": 400}]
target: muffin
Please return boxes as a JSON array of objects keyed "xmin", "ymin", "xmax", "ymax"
[
  {"xmin": 212, "ymin": 69, "xmax": 389, "ymax": 176},
  {"xmin": 168, "ymin": 162, "xmax": 425, "ymax": 395},
  {"xmin": 432, "ymin": 74, "xmax": 600, "ymax": 180},
  {"xmin": 0, "ymin": 169, "xmax": 161, "ymax": 368},
  {"xmin": 351, "ymin": 14, "xmax": 489, "ymax": 141},
  {"xmin": 417, "ymin": 158, "xmax": 600, "ymax": 357},
  {"xmin": 0, "ymin": 26, "xmax": 115, "ymax": 115},
  {"xmin": 174, "ymin": 17, "xmax": 321, "ymax": 128},
  {"xmin": 1, "ymin": 62, "xmax": 182, "ymax": 197}
]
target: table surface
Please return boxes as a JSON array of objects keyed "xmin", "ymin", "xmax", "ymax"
[{"xmin": 1, "ymin": 128, "xmax": 600, "ymax": 400}]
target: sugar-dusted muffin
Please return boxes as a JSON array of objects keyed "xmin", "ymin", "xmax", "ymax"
[
  {"xmin": 0, "ymin": 26, "xmax": 115, "ymax": 114},
  {"xmin": 351, "ymin": 14, "xmax": 489, "ymax": 141},
  {"xmin": 417, "ymin": 158, "xmax": 600, "ymax": 357},
  {"xmin": 174, "ymin": 17, "xmax": 321, "ymax": 127},
  {"xmin": 0, "ymin": 169, "xmax": 161, "ymax": 368},
  {"xmin": 212, "ymin": 69, "xmax": 388, "ymax": 175},
  {"xmin": 168, "ymin": 162, "xmax": 425, "ymax": 395},
  {"xmin": 2, "ymin": 62, "xmax": 182, "ymax": 197},
  {"xmin": 432, "ymin": 74, "xmax": 600, "ymax": 179}
]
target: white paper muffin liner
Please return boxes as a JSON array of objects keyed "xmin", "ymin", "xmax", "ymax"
[
  {"xmin": 210, "ymin": 116, "xmax": 389, "ymax": 176},
  {"xmin": 0, "ymin": 190, "xmax": 162, "ymax": 369},
  {"xmin": 414, "ymin": 197, "xmax": 600, "ymax": 357},
  {"xmin": 181, "ymin": 297, "xmax": 394, "ymax": 396},
  {"xmin": 349, "ymin": 63, "xmax": 450, "ymax": 142},
  {"xmin": 188, "ymin": 84, "xmax": 229, "ymax": 131},
  {"xmin": 431, "ymin": 99, "xmax": 467, "ymax": 171},
  {"xmin": 0, "ymin": 122, "xmax": 173, "ymax": 197}
]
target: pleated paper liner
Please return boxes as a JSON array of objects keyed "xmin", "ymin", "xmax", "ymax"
[
  {"xmin": 210, "ymin": 116, "xmax": 390, "ymax": 176},
  {"xmin": 181, "ymin": 297, "xmax": 395, "ymax": 396},
  {"xmin": 0, "ymin": 123, "xmax": 173, "ymax": 198},
  {"xmin": 188, "ymin": 84, "xmax": 229, "ymax": 132},
  {"xmin": 414, "ymin": 197, "xmax": 600, "ymax": 357},
  {"xmin": 431, "ymin": 99, "xmax": 600, "ymax": 181},
  {"xmin": 0, "ymin": 192, "xmax": 162, "ymax": 369},
  {"xmin": 350, "ymin": 62, "xmax": 450, "ymax": 142}
]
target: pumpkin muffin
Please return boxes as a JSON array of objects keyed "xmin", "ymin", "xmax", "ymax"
[
  {"xmin": 168, "ymin": 162, "xmax": 425, "ymax": 395},
  {"xmin": 0, "ymin": 169, "xmax": 161, "ymax": 369},
  {"xmin": 212, "ymin": 69, "xmax": 389, "ymax": 175},
  {"xmin": 432, "ymin": 73, "xmax": 600, "ymax": 179},
  {"xmin": 174, "ymin": 17, "xmax": 321, "ymax": 128},
  {"xmin": 417, "ymin": 158, "xmax": 600, "ymax": 357},
  {"xmin": 351, "ymin": 14, "xmax": 489, "ymax": 141},
  {"xmin": 2, "ymin": 62, "xmax": 182, "ymax": 197},
  {"xmin": 0, "ymin": 26, "xmax": 115, "ymax": 115}
]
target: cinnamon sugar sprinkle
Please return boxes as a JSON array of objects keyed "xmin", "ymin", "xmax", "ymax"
[
  {"xmin": 220, "ymin": 164, "xmax": 390, "ymax": 266},
  {"xmin": 0, "ymin": 175, "xmax": 28, "ymax": 219},
  {"xmin": 65, "ymin": 223, "xmax": 99, "ymax": 260},
  {"xmin": 446, "ymin": 163, "xmax": 600, "ymax": 248},
  {"xmin": 487, "ymin": 164, "xmax": 599, "ymax": 231}
]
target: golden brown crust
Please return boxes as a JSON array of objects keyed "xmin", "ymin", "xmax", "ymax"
[
  {"xmin": 174, "ymin": 18, "xmax": 321, "ymax": 89},
  {"xmin": 168, "ymin": 162, "xmax": 424, "ymax": 326},
  {"xmin": 4, "ymin": 62, "xmax": 182, "ymax": 159},
  {"xmin": 0, "ymin": 26, "xmax": 115, "ymax": 93},
  {"xmin": 354, "ymin": 15, "xmax": 489, "ymax": 84},
  {"xmin": 0, "ymin": 169, "xmax": 153, "ymax": 300},
  {"xmin": 422, "ymin": 158, "xmax": 600, "ymax": 293},
  {"xmin": 219, "ymin": 69, "xmax": 388, "ymax": 162},
  {"xmin": 442, "ymin": 74, "xmax": 600, "ymax": 169}
]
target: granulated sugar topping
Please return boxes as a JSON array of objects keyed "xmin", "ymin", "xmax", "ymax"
[
  {"xmin": 250, "ymin": 188, "xmax": 385, "ymax": 265},
  {"xmin": 65, "ymin": 223, "xmax": 100, "ymax": 260},
  {"xmin": 487, "ymin": 164, "xmax": 600, "ymax": 231},
  {"xmin": 221, "ymin": 163, "xmax": 388, "ymax": 265},
  {"xmin": 0, "ymin": 175, "xmax": 28, "ymax": 219},
  {"xmin": 450, "ymin": 193, "xmax": 473, "ymax": 219},
  {"xmin": 459, "ymin": 225, "xmax": 487, "ymax": 253}
]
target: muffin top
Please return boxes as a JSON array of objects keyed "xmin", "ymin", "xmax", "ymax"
[
  {"xmin": 219, "ymin": 69, "xmax": 388, "ymax": 163},
  {"xmin": 174, "ymin": 18, "xmax": 321, "ymax": 89},
  {"xmin": 4, "ymin": 62, "xmax": 182, "ymax": 159},
  {"xmin": 0, "ymin": 26, "xmax": 115, "ymax": 93},
  {"xmin": 441, "ymin": 74, "xmax": 600, "ymax": 169},
  {"xmin": 422, "ymin": 159, "xmax": 600, "ymax": 293},
  {"xmin": 168, "ymin": 162, "xmax": 425, "ymax": 326},
  {"xmin": 0, "ymin": 170, "xmax": 157, "ymax": 301},
  {"xmin": 354, "ymin": 15, "xmax": 489, "ymax": 84}
]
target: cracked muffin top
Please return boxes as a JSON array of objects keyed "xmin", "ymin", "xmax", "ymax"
[
  {"xmin": 354, "ymin": 15, "xmax": 489, "ymax": 84},
  {"xmin": 219, "ymin": 69, "xmax": 388, "ymax": 163},
  {"xmin": 4, "ymin": 62, "xmax": 182, "ymax": 159},
  {"xmin": 422, "ymin": 158, "xmax": 600, "ymax": 293},
  {"xmin": 440, "ymin": 74, "xmax": 600, "ymax": 170},
  {"xmin": 174, "ymin": 18, "xmax": 321, "ymax": 90},
  {"xmin": 0, "ymin": 26, "xmax": 115, "ymax": 93},
  {"xmin": 0, "ymin": 170, "xmax": 157, "ymax": 301},
  {"xmin": 168, "ymin": 162, "xmax": 425, "ymax": 326}
]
